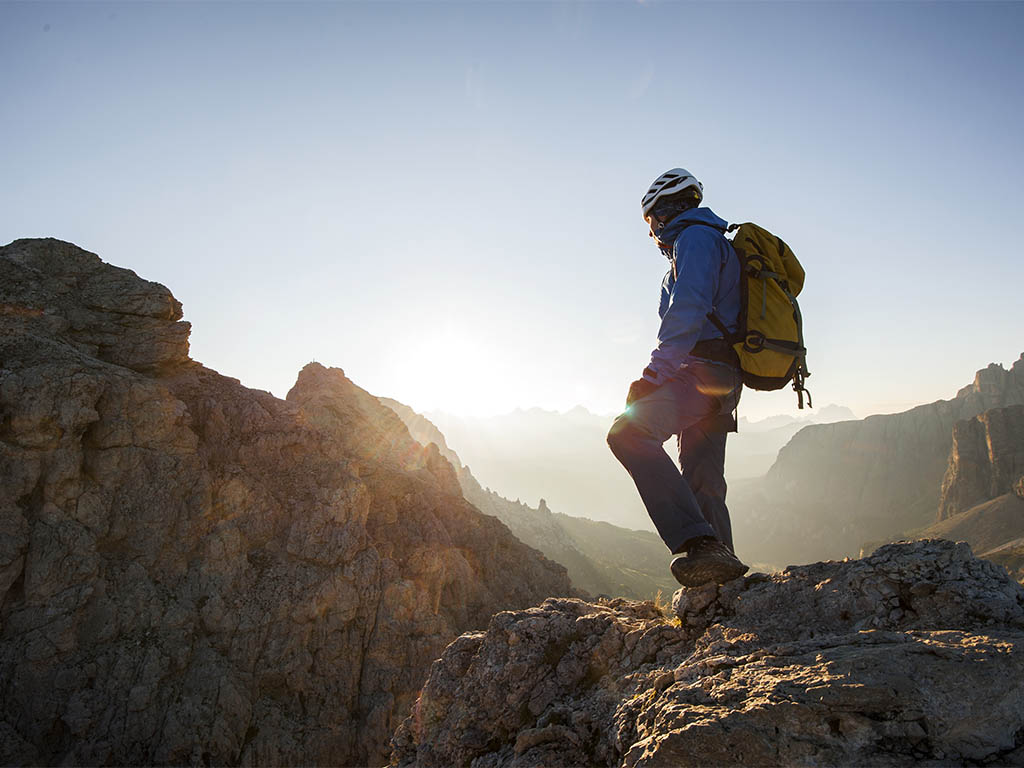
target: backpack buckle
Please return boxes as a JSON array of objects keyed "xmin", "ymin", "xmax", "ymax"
[{"xmin": 743, "ymin": 331, "xmax": 765, "ymax": 353}]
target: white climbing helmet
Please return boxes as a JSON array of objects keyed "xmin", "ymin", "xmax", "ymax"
[{"xmin": 641, "ymin": 168, "xmax": 703, "ymax": 220}]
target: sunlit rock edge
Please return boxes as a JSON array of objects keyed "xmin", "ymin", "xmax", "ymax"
[{"xmin": 393, "ymin": 539, "xmax": 1024, "ymax": 767}]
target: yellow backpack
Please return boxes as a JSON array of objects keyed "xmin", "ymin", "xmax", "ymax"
[{"xmin": 708, "ymin": 222, "xmax": 811, "ymax": 408}]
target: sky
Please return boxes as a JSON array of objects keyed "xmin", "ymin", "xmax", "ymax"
[{"xmin": 3, "ymin": 1, "xmax": 1022, "ymax": 421}]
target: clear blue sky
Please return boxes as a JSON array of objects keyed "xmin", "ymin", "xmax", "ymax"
[{"xmin": 3, "ymin": 1, "xmax": 1022, "ymax": 419}]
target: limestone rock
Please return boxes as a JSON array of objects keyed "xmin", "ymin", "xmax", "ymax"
[
  {"xmin": 393, "ymin": 540, "xmax": 1024, "ymax": 767},
  {"xmin": 0, "ymin": 238, "xmax": 573, "ymax": 766},
  {"xmin": 939, "ymin": 405, "xmax": 1024, "ymax": 520},
  {"xmin": 0, "ymin": 237, "xmax": 190, "ymax": 373}
]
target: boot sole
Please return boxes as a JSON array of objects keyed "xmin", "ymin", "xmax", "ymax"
[{"xmin": 671, "ymin": 556, "xmax": 749, "ymax": 588}]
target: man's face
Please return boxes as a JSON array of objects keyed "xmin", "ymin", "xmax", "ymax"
[{"xmin": 645, "ymin": 213, "xmax": 665, "ymax": 241}]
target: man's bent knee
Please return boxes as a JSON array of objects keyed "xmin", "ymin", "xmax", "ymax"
[{"xmin": 607, "ymin": 415, "xmax": 656, "ymax": 462}]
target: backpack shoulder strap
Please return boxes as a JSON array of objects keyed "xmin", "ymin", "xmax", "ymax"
[
  {"xmin": 704, "ymin": 222, "xmax": 743, "ymax": 345},
  {"xmin": 706, "ymin": 309, "xmax": 742, "ymax": 346}
]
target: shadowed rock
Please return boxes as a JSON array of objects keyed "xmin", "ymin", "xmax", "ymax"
[
  {"xmin": 0, "ymin": 238, "xmax": 190, "ymax": 373},
  {"xmin": 0, "ymin": 238, "xmax": 573, "ymax": 766},
  {"xmin": 939, "ymin": 404, "xmax": 1024, "ymax": 520},
  {"xmin": 392, "ymin": 539, "xmax": 1024, "ymax": 767}
]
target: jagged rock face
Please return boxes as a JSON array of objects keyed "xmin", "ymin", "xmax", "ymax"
[
  {"xmin": 0, "ymin": 238, "xmax": 572, "ymax": 766},
  {"xmin": 938, "ymin": 405, "xmax": 1024, "ymax": 520},
  {"xmin": 733, "ymin": 356, "xmax": 1024, "ymax": 565},
  {"xmin": 380, "ymin": 398, "xmax": 679, "ymax": 600},
  {"xmin": 392, "ymin": 540, "xmax": 1024, "ymax": 767},
  {"xmin": 0, "ymin": 238, "xmax": 190, "ymax": 373}
]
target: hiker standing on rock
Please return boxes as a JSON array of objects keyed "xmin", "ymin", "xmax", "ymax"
[{"xmin": 607, "ymin": 168, "xmax": 750, "ymax": 588}]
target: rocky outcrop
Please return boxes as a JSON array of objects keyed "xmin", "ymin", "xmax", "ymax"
[
  {"xmin": 938, "ymin": 405, "xmax": 1024, "ymax": 520},
  {"xmin": 0, "ymin": 238, "xmax": 572, "ymax": 766},
  {"xmin": 380, "ymin": 399, "xmax": 678, "ymax": 600},
  {"xmin": 0, "ymin": 238, "xmax": 191, "ymax": 373},
  {"xmin": 732, "ymin": 355, "xmax": 1024, "ymax": 565},
  {"xmin": 392, "ymin": 540, "xmax": 1024, "ymax": 767}
]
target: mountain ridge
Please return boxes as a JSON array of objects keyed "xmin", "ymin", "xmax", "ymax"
[
  {"xmin": 380, "ymin": 397, "xmax": 679, "ymax": 600},
  {"xmin": 0, "ymin": 238, "xmax": 573, "ymax": 765},
  {"xmin": 732, "ymin": 353, "xmax": 1024, "ymax": 566}
]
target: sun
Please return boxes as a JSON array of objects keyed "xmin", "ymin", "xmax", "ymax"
[{"xmin": 397, "ymin": 324, "xmax": 505, "ymax": 416}]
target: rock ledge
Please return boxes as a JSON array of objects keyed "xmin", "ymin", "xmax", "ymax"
[{"xmin": 393, "ymin": 539, "xmax": 1024, "ymax": 767}]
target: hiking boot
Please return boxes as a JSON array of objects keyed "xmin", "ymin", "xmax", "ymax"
[{"xmin": 670, "ymin": 536, "xmax": 749, "ymax": 587}]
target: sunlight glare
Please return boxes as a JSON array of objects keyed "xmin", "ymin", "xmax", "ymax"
[{"xmin": 400, "ymin": 325, "xmax": 506, "ymax": 416}]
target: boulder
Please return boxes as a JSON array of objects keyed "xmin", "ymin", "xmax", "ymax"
[{"xmin": 393, "ymin": 540, "xmax": 1024, "ymax": 767}]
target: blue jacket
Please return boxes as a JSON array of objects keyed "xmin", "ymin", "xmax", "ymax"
[{"xmin": 643, "ymin": 207, "xmax": 741, "ymax": 384}]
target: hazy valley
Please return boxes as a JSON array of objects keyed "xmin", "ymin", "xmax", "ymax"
[
  {"xmin": 380, "ymin": 398, "xmax": 679, "ymax": 601},
  {"xmin": 420, "ymin": 362, "xmax": 1024, "ymax": 574},
  {"xmin": 424, "ymin": 403, "xmax": 857, "ymax": 535}
]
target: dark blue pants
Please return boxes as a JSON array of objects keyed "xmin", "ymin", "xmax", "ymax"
[{"xmin": 607, "ymin": 361, "xmax": 741, "ymax": 554}]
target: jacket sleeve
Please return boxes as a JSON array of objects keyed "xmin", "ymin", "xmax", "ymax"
[
  {"xmin": 643, "ymin": 227, "xmax": 722, "ymax": 383},
  {"xmin": 659, "ymin": 270, "xmax": 673, "ymax": 318}
]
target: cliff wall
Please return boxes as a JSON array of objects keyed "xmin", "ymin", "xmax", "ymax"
[
  {"xmin": 733, "ymin": 355, "xmax": 1024, "ymax": 564},
  {"xmin": 938, "ymin": 404, "xmax": 1024, "ymax": 520},
  {"xmin": 0, "ymin": 238, "xmax": 572, "ymax": 765}
]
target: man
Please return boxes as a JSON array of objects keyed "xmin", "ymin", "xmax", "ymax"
[{"xmin": 607, "ymin": 168, "xmax": 749, "ymax": 588}]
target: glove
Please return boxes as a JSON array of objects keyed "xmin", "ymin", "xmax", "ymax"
[{"xmin": 626, "ymin": 377, "xmax": 659, "ymax": 406}]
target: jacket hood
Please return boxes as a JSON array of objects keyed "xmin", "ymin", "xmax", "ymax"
[{"xmin": 658, "ymin": 207, "xmax": 729, "ymax": 246}]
